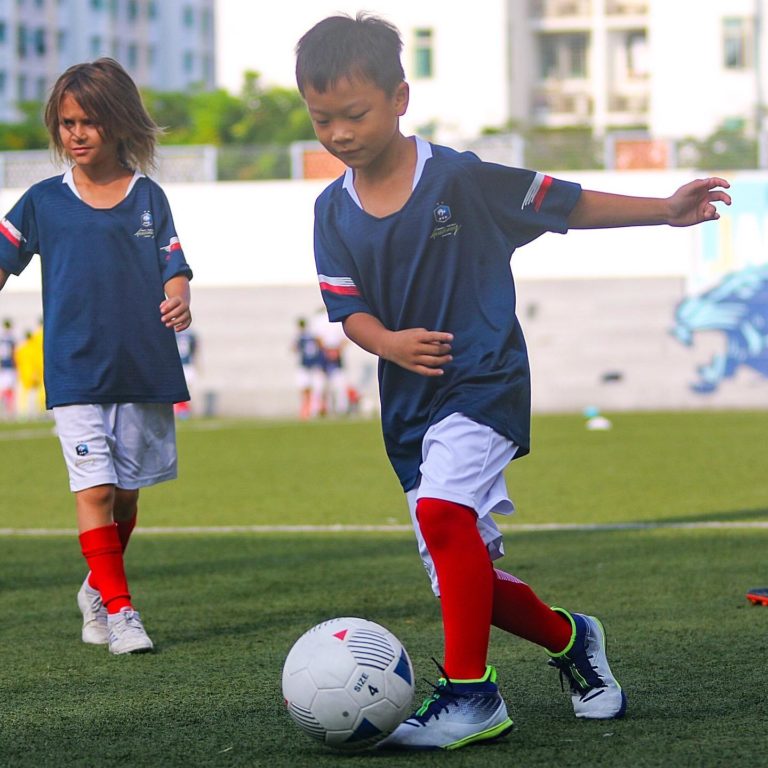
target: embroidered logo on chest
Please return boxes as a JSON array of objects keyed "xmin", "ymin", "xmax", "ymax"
[
  {"xmin": 134, "ymin": 210, "xmax": 154, "ymax": 238},
  {"xmin": 430, "ymin": 202, "xmax": 461, "ymax": 239}
]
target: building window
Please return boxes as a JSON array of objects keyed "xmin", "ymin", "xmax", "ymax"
[
  {"xmin": 539, "ymin": 32, "xmax": 588, "ymax": 79},
  {"xmin": 148, "ymin": 1, "xmax": 157, "ymax": 19},
  {"xmin": 90, "ymin": 0, "xmax": 104, "ymax": 9},
  {"xmin": 147, "ymin": 44, "xmax": 156, "ymax": 67},
  {"xmin": 17, "ymin": 25, "xmax": 28, "ymax": 59},
  {"xmin": 183, "ymin": 5, "xmax": 194, "ymax": 27},
  {"xmin": 36, "ymin": 76, "xmax": 46, "ymax": 100},
  {"xmin": 17, "ymin": 74, "xmax": 27, "ymax": 100},
  {"xmin": 34, "ymin": 28, "xmax": 46, "ymax": 55},
  {"xmin": 0, "ymin": 71, "xmax": 6, "ymax": 95},
  {"xmin": 90, "ymin": 35, "xmax": 102, "ymax": 57},
  {"xmin": 625, "ymin": 30, "xmax": 648, "ymax": 77},
  {"xmin": 127, "ymin": 42, "xmax": 138, "ymax": 67},
  {"xmin": 413, "ymin": 28, "xmax": 434, "ymax": 78},
  {"xmin": 0, "ymin": 22, "xmax": 6, "ymax": 44},
  {"xmin": 183, "ymin": 50, "xmax": 194, "ymax": 73},
  {"xmin": 57, "ymin": 29, "xmax": 67, "ymax": 53},
  {"xmin": 127, "ymin": 0, "xmax": 138, "ymax": 20},
  {"xmin": 723, "ymin": 17, "xmax": 752, "ymax": 69}
]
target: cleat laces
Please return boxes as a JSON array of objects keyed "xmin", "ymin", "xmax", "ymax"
[{"xmin": 549, "ymin": 649, "xmax": 605, "ymax": 697}]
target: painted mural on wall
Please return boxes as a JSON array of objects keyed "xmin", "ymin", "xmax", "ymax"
[
  {"xmin": 672, "ymin": 178, "xmax": 768, "ymax": 394},
  {"xmin": 671, "ymin": 264, "xmax": 768, "ymax": 393}
]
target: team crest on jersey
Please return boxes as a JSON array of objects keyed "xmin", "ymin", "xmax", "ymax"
[
  {"xmin": 430, "ymin": 202, "xmax": 461, "ymax": 239},
  {"xmin": 134, "ymin": 210, "xmax": 155, "ymax": 238},
  {"xmin": 75, "ymin": 443, "xmax": 89, "ymax": 457}
]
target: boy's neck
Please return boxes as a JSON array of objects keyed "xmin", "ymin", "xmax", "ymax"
[{"xmin": 353, "ymin": 133, "xmax": 417, "ymax": 218}]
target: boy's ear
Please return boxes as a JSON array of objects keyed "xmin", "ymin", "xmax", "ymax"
[{"xmin": 394, "ymin": 81, "xmax": 409, "ymax": 117}]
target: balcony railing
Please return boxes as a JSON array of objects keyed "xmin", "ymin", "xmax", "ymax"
[{"xmin": 530, "ymin": 0, "xmax": 592, "ymax": 18}]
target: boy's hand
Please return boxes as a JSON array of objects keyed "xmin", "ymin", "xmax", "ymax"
[
  {"xmin": 160, "ymin": 295, "xmax": 191, "ymax": 332},
  {"xmin": 382, "ymin": 328, "xmax": 453, "ymax": 376},
  {"xmin": 668, "ymin": 177, "xmax": 731, "ymax": 227}
]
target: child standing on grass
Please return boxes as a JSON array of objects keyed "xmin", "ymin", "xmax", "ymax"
[
  {"xmin": 295, "ymin": 13, "xmax": 731, "ymax": 751},
  {"xmin": 0, "ymin": 58, "xmax": 193, "ymax": 655}
]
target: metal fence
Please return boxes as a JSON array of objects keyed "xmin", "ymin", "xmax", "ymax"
[{"xmin": 2, "ymin": 130, "xmax": 761, "ymax": 188}]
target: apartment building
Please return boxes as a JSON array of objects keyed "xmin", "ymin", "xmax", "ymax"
[
  {"xmin": 0, "ymin": 0, "xmax": 215, "ymax": 121},
  {"xmin": 514, "ymin": 0, "xmax": 766, "ymax": 139}
]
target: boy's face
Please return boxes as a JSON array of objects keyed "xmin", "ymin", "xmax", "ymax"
[{"xmin": 303, "ymin": 76, "xmax": 408, "ymax": 171}]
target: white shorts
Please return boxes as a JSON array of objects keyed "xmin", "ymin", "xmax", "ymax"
[
  {"xmin": 0, "ymin": 369, "xmax": 15, "ymax": 391},
  {"xmin": 405, "ymin": 412, "xmax": 518, "ymax": 596},
  {"xmin": 53, "ymin": 403, "xmax": 178, "ymax": 493}
]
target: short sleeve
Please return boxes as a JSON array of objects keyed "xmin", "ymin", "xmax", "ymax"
[
  {"xmin": 314, "ymin": 195, "xmax": 372, "ymax": 323},
  {"xmin": 0, "ymin": 190, "xmax": 39, "ymax": 276},
  {"xmin": 151, "ymin": 184, "xmax": 193, "ymax": 284},
  {"xmin": 469, "ymin": 161, "xmax": 582, "ymax": 250}
]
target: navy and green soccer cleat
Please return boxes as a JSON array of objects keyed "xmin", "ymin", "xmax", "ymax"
[
  {"xmin": 376, "ymin": 664, "xmax": 513, "ymax": 750},
  {"xmin": 548, "ymin": 608, "xmax": 627, "ymax": 720}
]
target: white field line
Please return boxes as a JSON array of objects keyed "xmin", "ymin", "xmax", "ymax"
[{"xmin": 1, "ymin": 521, "xmax": 768, "ymax": 536}]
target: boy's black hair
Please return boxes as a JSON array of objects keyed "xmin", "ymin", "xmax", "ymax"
[{"xmin": 295, "ymin": 12, "xmax": 405, "ymax": 96}]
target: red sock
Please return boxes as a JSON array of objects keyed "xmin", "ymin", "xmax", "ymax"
[
  {"xmin": 491, "ymin": 569, "xmax": 572, "ymax": 653},
  {"xmin": 416, "ymin": 497, "xmax": 493, "ymax": 680},
  {"xmin": 79, "ymin": 524, "xmax": 132, "ymax": 614},
  {"xmin": 87, "ymin": 514, "xmax": 137, "ymax": 591}
]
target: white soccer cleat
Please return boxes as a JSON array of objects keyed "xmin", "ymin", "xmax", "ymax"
[
  {"xmin": 377, "ymin": 665, "xmax": 513, "ymax": 751},
  {"xmin": 548, "ymin": 609, "xmax": 627, "ymax": 719},
  {"xmin": 107, "ymin": 608, "xmax": 154, "ymax": 655},
  {"xmin": 76, "ymin": 575, "xmax": 108, "ymax": 645}
]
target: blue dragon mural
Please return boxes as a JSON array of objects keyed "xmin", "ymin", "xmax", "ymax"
[{"xmin": 671, "ymin": 264, "xmax": 768, "ymax": 393}]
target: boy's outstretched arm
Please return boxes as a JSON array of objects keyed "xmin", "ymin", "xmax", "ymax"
[
  {"xmin": 568, "ymin": 177, "xmax": 731, "ymax": 229},
  {"xmin": 343, "ymin": 312, "xmax": 453, "ymax": 377}
]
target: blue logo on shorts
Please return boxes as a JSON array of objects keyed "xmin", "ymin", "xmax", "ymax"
[{"xmin": 75, "ymin": 443, "xmax": 89, "ymax": 457}]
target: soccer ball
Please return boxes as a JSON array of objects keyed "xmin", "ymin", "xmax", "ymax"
[{"xmin": 281, "ymin": 617, "xmax": 414, "ymax": 750}]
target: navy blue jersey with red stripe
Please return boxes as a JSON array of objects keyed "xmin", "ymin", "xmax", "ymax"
[
  {"xmin": 314, "ymin": 141, "xmax": 581, "ymax": 491},
  {"xmin": 0, "ymin": 174, "xmax": 192, "ymax": 407}
]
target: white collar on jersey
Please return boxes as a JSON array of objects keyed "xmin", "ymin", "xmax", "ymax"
[
  {"xmin": 343, "ymin": 135, "xmax": 432, "ymax": 210},
  {"xmin": 62, "ymin": 166, "xmax": 144, "ymax": 200}
]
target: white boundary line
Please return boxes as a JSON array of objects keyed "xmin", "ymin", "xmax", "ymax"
[{"xmin": 1, "ymin": 521, "xmax": 768, "ymax": 536}]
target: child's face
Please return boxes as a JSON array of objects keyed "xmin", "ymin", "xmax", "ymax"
[
  {"xmin": 58, "ymin": 92, "xmax": 119, "ymax": 172},
  {"xmin": 303, "ymin": 76, "xmax": 408, "ymax": 171}
]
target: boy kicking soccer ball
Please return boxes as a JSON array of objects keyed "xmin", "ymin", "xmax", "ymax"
[{"xmin": 295, "ymin": 13, "xmax": 731, "ymax": 750}]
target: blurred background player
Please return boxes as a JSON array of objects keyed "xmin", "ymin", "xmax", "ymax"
[
  {"xmin": 13, "ymin": 328, "xmax": 44, "ymax": 420},
  {"xmin": 174, "ymin": 327, "xmax": 198, "ymax": 419},
  {"xmin": 0, "ymin": 58, "xmax": 193, "ymax": 656},
  {"xmin": 310, "ymin": 308, "xmax": 351, "ymax": 417},
  {"xmin": 293, "ymin": 316, "xmax": 324, "ymax": 420},
  {"xmin": 0, "ymin": 317, "xmax": 17, "ymax": 419}
]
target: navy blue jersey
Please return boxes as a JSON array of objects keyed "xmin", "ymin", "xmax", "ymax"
[
  {"xmin": 296, "ymin": 331, "xmax": 323, "ymax": 369},
  {"xmin": 0, "ymin": 174, "xmax": 192, "ymax": 408},
  {"xmin": 314, "ymin": 141, "xmax": 581, "ymax": 491}
]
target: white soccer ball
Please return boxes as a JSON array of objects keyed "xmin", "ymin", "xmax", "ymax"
[{"xmin": 281, "ymin": 616, "xmax": 415, "ymax": 750}]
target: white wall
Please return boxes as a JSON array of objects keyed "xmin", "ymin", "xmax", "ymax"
[{"xmin": 0, "ymin": 170, "xmax": 738, "ymax": 294}]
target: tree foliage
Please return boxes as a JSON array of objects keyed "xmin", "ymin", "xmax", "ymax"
[{"xmin": 0, "ymin": 72, "xmax": 315, "ymax": 153}]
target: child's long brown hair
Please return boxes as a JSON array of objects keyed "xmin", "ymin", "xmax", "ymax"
[{"xmin": 44, "ymin": 58, "xmax": 161, "ymax": 173}]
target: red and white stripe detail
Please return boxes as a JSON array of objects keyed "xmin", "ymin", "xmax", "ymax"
[
  {"xmin": 318, "ymin": 274, "xmax": 360, "ymax": 296},
  {"xmin": 521, "ymin": 172, "xmax": 553, "ymax": 212},
  {"xmin": 0, "ymin": 217, "xmax": 22, "ymax": 248}
]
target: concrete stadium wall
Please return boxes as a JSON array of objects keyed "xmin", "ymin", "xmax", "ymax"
[
  {"xmin": 2, "ymin": 172, "xmax": 766, "ymax": 417},
  {"xmin": 3, "ymin": 278, "xmax": 763, "ymax": 418}
]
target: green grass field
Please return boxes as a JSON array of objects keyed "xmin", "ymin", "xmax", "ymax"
[{"xmin": 1, "ymin": 412, "xmax": 767, "ymax": 767}]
